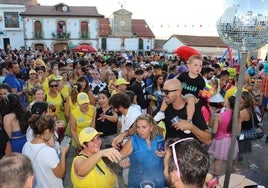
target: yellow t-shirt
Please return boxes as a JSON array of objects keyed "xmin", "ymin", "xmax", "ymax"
[
  {"xmin": 60, "ymin": 84, "xmax": 70, "ymax": 100},
  {"xmin": 71, "ymin": 105, "xmax": 95, "ymax": 136},
  {"xmin": 68, "ymin": 98, "xmax": 79, "ymax": 113},
  {"xmin": 71, "ymin": 155, "xmax": 117, "ymax": 188},
  {"xmin": 46, "ymin": 92, "xmax": 65, "ymax": 121},
  {"xmin": 41, "ymin": 78, "xmax": 49, "ymax": 94},
  {"xmin": 26, "ymin": 81, "xmax": 40, "ymax": 103}
]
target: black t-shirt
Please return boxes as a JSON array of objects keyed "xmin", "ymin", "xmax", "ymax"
[
  {"xmin": 131, "ymin": 80, "xmax": 147, "ymax": 109},
  {"xmin": 164, "ymin": 103, "xmax": 208, "ymax": 139},
  {"xmin": 95, "ymin": 107, "xmax": 117, "ymax": 137},
  {"xmin": 0, "ymin": 126, "xmax": 9, "ymax": 159},
  {"xmin": 178, "ymin": 72, "xmax": 205, "ymax": 97}
]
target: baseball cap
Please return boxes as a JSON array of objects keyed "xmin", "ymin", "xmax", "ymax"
[
  {"xmin": 79, "ymin": 127, "xmax": 103, "ymax": 145},
  {"xmin": 29, "ymin": 69, "xmax": 36, "ymax": 74},
  {"xmin": 55, "ymin": 75, "xmax": 63, "ymax": 81},
  {"xmin": 77, "ymin": 92, "xmax": 90, "ymax": 105},
  {"xmin": 115, "ymin": 78, "xmax": 129, "ymax": 86}
]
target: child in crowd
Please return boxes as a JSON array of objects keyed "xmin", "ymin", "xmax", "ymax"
[
  {"xmin": 154, "ymin": 55, "xmax": 205, "ymax": 124},
  {"xmin": 208, "ymin": 96, "xmax": 238, "ymax": 176}
]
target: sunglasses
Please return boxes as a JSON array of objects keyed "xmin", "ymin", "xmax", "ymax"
[
  {"xmin": 169, "ymin": 137, "xmax": 194, "ymax": 177},
  {"xmin": 163, "ymin": 89, "xmax": 178, "ymax": 95},
  {"xmin": 50, "ymin": 85, "xmax": 58, "ymax": 88}
]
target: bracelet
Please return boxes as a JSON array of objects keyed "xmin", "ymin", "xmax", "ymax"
[{"xmin": 187, "ymin": 119, "xmax": 193, "ymax": 124}]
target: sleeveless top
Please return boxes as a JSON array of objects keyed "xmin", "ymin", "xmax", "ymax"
[
  {"xmin": 128, "ymin": 134, "xmax": 166, "ymax": 188},
  {"xmin": 40, "ymin": 78, "xmax": 49, "ymax": 94},
  {"xmin": 68, "ymin": 98, "xmax": 79, "ymax": 113},
  {"xmin": 60, "ymin": 85, "xmax": 70, "ymax": 100},
  {"xmin": 10, "ymin": 130, "xmax": 27, "ymax": 153},
  {"xmin": 46, "ymin": 92, "xmax": 65, "ymax": 121},
  {"xmin": 71, "ymin": 105, "xmax": 95, "ymax": 135},
  {"xmin": 215, "ymin": 109, "xmax": 232, "ymax": 139},
  {"xmin": 71, "ymin": 154, "xmax": 117, "ymax": 188},
  {"xmin": 241, "ymin": 117, "xmax": 253, "ymax": 130}
]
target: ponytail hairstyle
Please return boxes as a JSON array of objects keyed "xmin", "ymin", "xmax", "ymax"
[
  {"xmin": 227, "ymin": 96, "xmax": 236, "ymax": 133},
  {"xmin": 70, "ymin": 82, "xmax": 82, "ymax": 104}
]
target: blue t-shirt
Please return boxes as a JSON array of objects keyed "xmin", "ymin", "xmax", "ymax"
[{"xmin": 4, "ymin": 73, "xmax": 27, "ymax": 107}]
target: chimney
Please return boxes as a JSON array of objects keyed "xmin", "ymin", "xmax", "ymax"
[{"xmin": 26, "ymin": 0, "xmax": 39, "ymax": 6}]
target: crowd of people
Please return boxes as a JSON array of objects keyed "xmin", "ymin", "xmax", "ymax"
[{"xmin": 0, "ymin": 47, "xmax": 267, "ymax": 188}]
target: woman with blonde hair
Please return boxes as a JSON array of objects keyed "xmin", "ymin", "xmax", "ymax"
[
  {"xmin": 237, "ymin": 91, "xmax": 258, "ymax": 160},
  {"xmin": 119, "ymin": 114, "xmax": 166, "ymax": 188}
]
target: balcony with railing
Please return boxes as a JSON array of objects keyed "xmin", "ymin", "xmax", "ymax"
[
  {"xmin": 51, "ymin": 31, "xmax": 71, "ymax": 40},
  {"xmin": 80, "ymin": 32, "xmax": 89, "ymax": 39},
  {"xmin": 33, "ymin": 31, "xmax": 44, "ymax": 39}
]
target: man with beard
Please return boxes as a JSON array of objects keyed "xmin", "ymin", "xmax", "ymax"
[
  {"xmin": 4, "ymin": 61, "xmax": 27, "ymax": 106},
  {"xmin": 112, "ymin": 79, "xmax": 212, "ymax": 144},
  {"xmin": 202, "ymin": 67, "xmax": 215, "ymax": 84},
  {"xmin": 109, "ymin": 92, "xmax": 141, "ymax": 186},
  {"xmin": 164, "ymin": 138, "xmax": 210, "ymax": 188}
]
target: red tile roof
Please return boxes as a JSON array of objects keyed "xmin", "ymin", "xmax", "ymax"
[
  {"xmin": 99, "ymin": 18, "xmax": 112, "ymax": 37},
  {"xmin": 132, "ymin": 19, "xmax": 155, "ymax": 38},
  {"xmin": 172, "ymin": 35, "xmax": 227, "ymax": 48},
  {"xmin": 99, "ymin": 18, "xmax": 155, "ymax": 38},
  {"xmin": 20, "ymin": 5, "xmax": 104, "ymax": 17}
]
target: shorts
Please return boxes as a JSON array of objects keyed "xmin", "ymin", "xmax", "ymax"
[{"xmin": 182, "ymin": 94, "xmax": 198, "ymax": 103}]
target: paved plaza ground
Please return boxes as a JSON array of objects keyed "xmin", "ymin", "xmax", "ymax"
[{"xmin": 63, "ymin": 113, "xmax": 268, "ymax": 188}]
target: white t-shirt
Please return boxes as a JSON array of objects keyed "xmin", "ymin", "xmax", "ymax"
[
  {"xmin": 22, "ymin": 142, "xmax": 63, "ymax": 188},
  {"xmin": 120, "ymin": 105, "xmax": 142, "ymax": 144}
]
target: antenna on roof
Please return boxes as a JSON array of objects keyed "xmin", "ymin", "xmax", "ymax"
[{"xmin": 118, "ymin": 0, "xmax": 126, "ymax": 9}]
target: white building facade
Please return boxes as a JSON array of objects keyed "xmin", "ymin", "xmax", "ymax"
[
  {"xmin": 21, "ymin": 3, "xmax": 103, "ymax": 52},
  {"xmin": 0, "ymin": 3, "xmax": 26, "ymax": 50}
]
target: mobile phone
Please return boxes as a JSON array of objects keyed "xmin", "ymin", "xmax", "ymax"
[
  {"xmin": 60, "ymin": 136, "xmax": 71, "ymax": 148},
  {"xmin": 157, "ymin": 139, "xmax": 165, "ymax": 151}
]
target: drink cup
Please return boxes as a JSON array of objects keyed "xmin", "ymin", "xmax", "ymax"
[
  {"xmin": 184, "ymin": 130, "xmax": 191, "ymax": 134},
  {"xmin": 171, "ymin": 116, "xmax": 191, "ymax": 134},
  {"xmin": 171, "ymin": 116, "xmax": 180, "ymax": 124},
  {"xmin": 140, "ymin": 180, "xmax": 155, "ymax": 188}
]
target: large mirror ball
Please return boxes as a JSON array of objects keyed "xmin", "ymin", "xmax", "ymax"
[{"xmin": 217, "ymin": 0, "xmax": 268, "ymax": 51}]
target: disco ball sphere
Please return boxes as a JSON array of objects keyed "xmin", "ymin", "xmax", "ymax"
[{"xmin": 216, "ymin": 0, "xmax": 268, "ymax": 51}]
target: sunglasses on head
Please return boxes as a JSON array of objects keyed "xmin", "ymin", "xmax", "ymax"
[
  {"xmin": 50, "ymin": 85, "xmax": 58, "ymax": 88},
  {"xmin": 162, "ymin": 89, "xmax": 178, "ymax": 95},
  {"xmin": 169, "ymin": 137, "xmax": 194, "ymax": 177}
]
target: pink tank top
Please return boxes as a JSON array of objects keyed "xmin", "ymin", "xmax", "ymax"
[{"xmin": 215, "ymin": 109, "xmax": 232, "ymax": 139}]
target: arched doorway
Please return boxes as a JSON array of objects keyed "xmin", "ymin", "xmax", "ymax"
[
  {"xmin": 34, "ymin": 43, "xmax": 44, "ymax": 51},
  {"xmin": 54, "ymin": 43, "xmax": 68, "ymax": 52}
]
